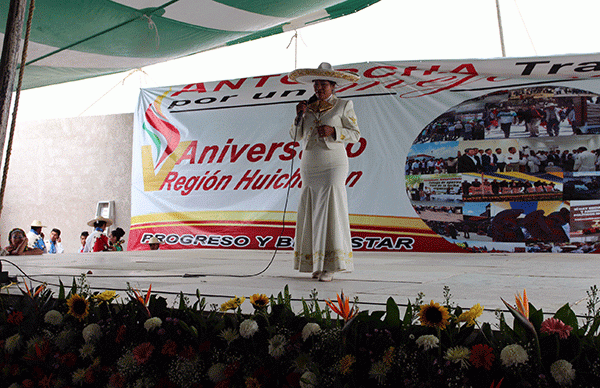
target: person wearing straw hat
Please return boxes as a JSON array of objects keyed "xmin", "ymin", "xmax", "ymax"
[
  {"xmin": 147, "ymin": 236, "xmax": 162, "ymax": 250},
  {"xmin": 83, "ymin": 216, "xmax": 113, "ymax": 252},
  {"xmin": 26, "ymin": 220, "xmax": 47, "ymax": 253},
  {"xmin": 288, "ymin": 62, "xmax": 360, "ymax": 282}
]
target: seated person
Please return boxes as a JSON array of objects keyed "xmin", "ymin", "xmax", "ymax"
[
  {"xmin": 79, "ymin": 231, "xmax": 89, "ymax": 253},
  {"xmin": 148, "ymin": 236, "xmax": 162, "ymax": 250},
  {"xmin": 45, "ymin": 228, "xmax": 65, "ymax": 254},
  {"xmin": 26, "ymin": 220, "xmax": 47, "ymax": 253},
  {"xmin": 5, "ymin": 228, "xmax": 44, "ymax": 255},
  {"xmin": 107, "ymin": 227, "xmax": 126, "ymax": 251}
]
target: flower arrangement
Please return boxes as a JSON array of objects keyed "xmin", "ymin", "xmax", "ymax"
[{"xmin": 2, "ymin": 277, "xmax": 600, "ymax": 387}]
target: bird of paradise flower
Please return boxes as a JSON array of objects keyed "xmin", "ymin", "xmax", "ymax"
[
  {"xmin": 142, "ymin": 88, "xmax": 180, "ymax": 168},
  {"xmin": 326, "ymin": 291, "xmax": 358, "ymax": 322},
  {"xmin": 129, "ymin": 284, "xmax": 152, "ymax": 317}
]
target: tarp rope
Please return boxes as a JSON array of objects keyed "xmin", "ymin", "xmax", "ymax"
[{"xmin": 0, "ymin": 0, "xmax": 35, "ymax": 218}]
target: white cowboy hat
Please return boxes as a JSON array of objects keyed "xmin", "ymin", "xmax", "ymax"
[
  {"xmin": 30, "ymin": 220, "xmax": 46, "ymax": 228},
  {"xmin": 288, "ymin": 62, "xmax": 360, "ymax": 86},
  {"xmin": 148, "ymin": 236, "xmax": 162, "ymax": 244},
  {"xmin": 87, "ymin": 216, "xmax": 114, "ymax": 227}
]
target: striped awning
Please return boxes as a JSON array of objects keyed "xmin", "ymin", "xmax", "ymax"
[{"xmin": 0, "ymin": 0, "xmax": 379, "ymax": 89}]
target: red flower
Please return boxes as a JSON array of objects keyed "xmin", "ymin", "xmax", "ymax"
[
  {"xmin": 224, "ymin": 361, "xmax": 240, "ymax": 378},
  {"xmin": 541, "ymin": 318, "xmax": 573, "ymax": 339},
  {"xmin": 215, "ymin": 380, "xmax": 230, "ymax": 388},
  {"xmin": 39, "ymin": 374, "xmax": 54, "ymax": 388},
  {"xmin": 470, "ymin": 344, "xmax": 495, "ymax": 370},
  {"xmin": 59, "ymin": 352, "xmax": 78, "ymax": 368},
  {"xmin": 133, "ymin": 342, "xmax": 155, "ymax": 365},
  {"xmin": 180, "ymin": 345, "xmax": 196, "ymax": 359},
  {"xmin": 286, "ymin": 372, "xmax": 301, "ymax": 387},
  {"xmin": 116, "ymin": 325, "xmax": 127, "ymax": 344},
  {"xmin": 85, "ymin": 368, "xmax": 95, "ymax": 384},
  {"xmin": 7, "ymin": 311, "xmax": 24, "ymax": 325},
  {"xmin": 161, "ymin": 339, "xmax": 178, "ymax": 357},
  {"xmin": 198, "ymin": 340, "xmax": 211, "ymax": 353},
  {"xmin": 22, "ymin": 379, "xmax": 34, "ymax": 388},
  {"xmin": 109, "ymin": 373, "xmax": 126, "ymax": 388},
  {"xmin": 24, "ymin": 339, "xmax": 51, "ymax": 361}
]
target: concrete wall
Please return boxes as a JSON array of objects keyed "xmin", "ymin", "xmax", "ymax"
[{"xmin": 1, "ymin": 113, "xmax": 133, "ymax": 253}]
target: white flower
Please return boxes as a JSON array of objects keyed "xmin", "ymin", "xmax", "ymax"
[
  {"xmin": 299, "ymin": 371, "xmax": 318, "ymax": 388},
  {"xmin": 79, "ymin": 342, "xmax": 95, "ymax": 359},
  {"xmin": 550, "ymin": 359, "xmax": 576, "ymax": 386},
  {"xmin": 239, "ymin": 319, "xmax": 259, "ymax": 338},
  {"xmin": 207, "ymin": 363, "xmax": 227, "ymax": 383},
  {"xmin": 72, "ymin": 368, "xmax": 86, "ymax": 385},
  {"xmin": 4, "ymin": 333, "xmax": 22, "ymax": 354},
  {"xmin": 500, "ymin": 344, "xmax": 529, "ymax": 367},
  {"xmin": 44, "ymin": 310, "xmax": 63, "ymax": 326},
  {"xmin": 82, "ymin": 323, "xmax": 102, "ymax": 343},
  {"xmin": 117, "ymin": 349, "xmax": 141, "ymax": 377},
  {"xmin": 268, "ymin": 334, "xmax": 288, "ymax": 358},
  {"xmin": 302, "ymin": 322, "xmax": 321, "ymax": 341},
  {"xmin": 8, "ymin": 383, "xmax": 19, "ymax": 388},
  {"xmin": 369, "ymin": 360, "xmax": 391, "ymax": 384},
  {"xmin": 415, "ymin": 334, "xmax": 439, "ymax": 351},
  {"xmin": 144, "ymin": 317, "xmax": 162, "ymax": 332},
  {"xmin": 444, "ymin": 346, "xmax": 471, "ymax": 369},
  {"xmin": 55, "ymin": 329, "xmax": 77, "ymax": 351},
  {"xmin": 219, "ymin": 328, "xmax": 239, "ymax": 345}
]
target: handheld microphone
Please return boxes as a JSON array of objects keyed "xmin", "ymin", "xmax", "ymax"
[
  {"xmin": 295, "ymin": 106, "xmax": 305, "ymax": 126},
  {"xmin": 295, "ymin": 95, "xmax": 318, "ymax": 125}
]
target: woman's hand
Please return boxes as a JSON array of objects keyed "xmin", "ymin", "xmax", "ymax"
[
  {"xmin": 317, "ymin": 125, "xmax": 334, "ymax": 137},
  {"xmin": 296, "ymin": 101, "xmax": 307, "ymax": 116},
  {"xmin": 13, "ymin": 238, "xmax": 29, "ymax": 255}
]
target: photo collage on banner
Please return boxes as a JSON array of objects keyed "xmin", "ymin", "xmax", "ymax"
[{"xmin": 406, "ymin": 85, "xmax": 600, "ymax": 253}]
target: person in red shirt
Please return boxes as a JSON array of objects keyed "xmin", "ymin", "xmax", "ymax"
[{"xmin": 83, "ymin": 216, "xmax": 113, "ymax": 252}]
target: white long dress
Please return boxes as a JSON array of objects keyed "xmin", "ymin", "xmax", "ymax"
[{"xmin": 290, "ymin": 95, "xmax": 360, "ymax": 274}]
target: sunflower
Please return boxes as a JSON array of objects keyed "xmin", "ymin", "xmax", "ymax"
[
  {"xmin": 250, "ymin": 294, "xmax": 270, "ymax": 309},
  {"xmin": 220, "ymin": 296, "xmax": 245, "ymax": 311},
  {"xmin": 67, "ymin": 294, "xmax": 90, "ymax": 321},
  {"xmin": 418, "ymin": 300, "xmax": 450, "ymax": 329}
]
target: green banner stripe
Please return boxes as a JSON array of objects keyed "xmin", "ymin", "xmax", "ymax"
[{"xmin": 0, "ymin": 0, "xmax": 380, "ymax": 89}]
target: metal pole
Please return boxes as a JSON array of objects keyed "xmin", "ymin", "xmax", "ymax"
[
  {"xmin": 496, "ymin": 0, "xmax": 506, "ymax": 57},
  {"xmin": 0, "ymin": 0, "xmax": 27, "ymax": 165}
]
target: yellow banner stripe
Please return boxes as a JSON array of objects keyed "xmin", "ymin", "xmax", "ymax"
[{"xmin": 131, "ymin": 211, "xmax": 427, "ymax": 230}]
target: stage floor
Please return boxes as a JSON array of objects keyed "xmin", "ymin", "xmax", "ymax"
[{"xmin": 3, "ymin": 249, "xmax": 599, "ymax": 320}]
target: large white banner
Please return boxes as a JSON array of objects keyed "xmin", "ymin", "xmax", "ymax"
[{"xmin": 130, "ymin": 55, "xmax": 600, "ymax": 253}]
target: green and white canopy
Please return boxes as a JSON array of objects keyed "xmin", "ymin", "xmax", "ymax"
[{"xmin": 0, "ymin": 0, "xmax": 379, "ymax": 89}]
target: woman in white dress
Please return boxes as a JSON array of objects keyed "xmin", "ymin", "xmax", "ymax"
[{"xmin": 288, "ymin": 63, "xmax": 361, "ymax": 281}]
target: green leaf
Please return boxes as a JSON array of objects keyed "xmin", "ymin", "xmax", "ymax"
[
  {"xmin": 370, "ymin": 311, "xmax": 386, "ymax": 321},
  {"xmin": 301, "ymin": 298, "xmax": 311, "ymax": 318},
  {"xmin": 529, "ymin": 304, "xmax": 544, "ymax": 331},
  {"xmin": 384, "ymin": 297, "xmax": 401, "ymax": 328},
  {"xmin": 71, "ymin": 277, "xmax": 77, "ymax": 296},
  {"xmin": 178, "ymin": 292, "xmax": 187, "ymax": 310},
  {"xmin": 403, "ymin": 301, "xmax": 414, "ymax": 326},
  {"xmin": 58, "ymin": 279, "xmax": 65, "ymax": 300},
  {"xmin": 554, "ymin": 303, "xmax": 579, "ymax": 331}
]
